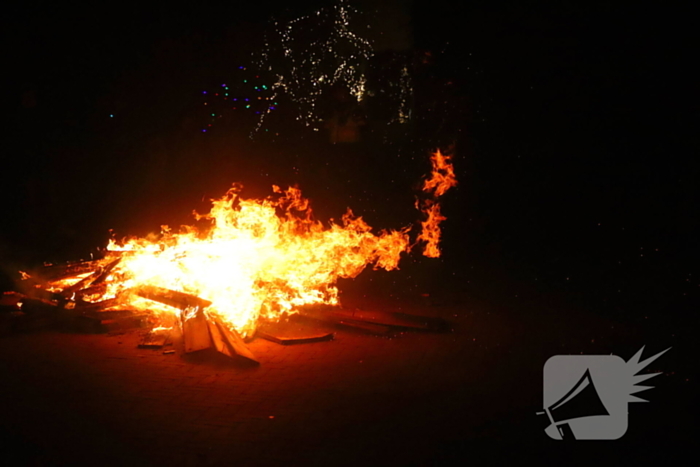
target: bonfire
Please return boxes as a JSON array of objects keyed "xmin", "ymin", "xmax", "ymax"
[{"xmin": 5, "ymin": 150, "xmax": 457, "ymax": 364}]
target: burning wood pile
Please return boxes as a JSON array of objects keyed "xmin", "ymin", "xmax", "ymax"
[{"xmin": 1, "ymin": 150, "xmax": 457, "ymax": 365}]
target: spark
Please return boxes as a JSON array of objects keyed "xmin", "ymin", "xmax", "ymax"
[{"xmin": 256, "ymin": 0, "xmax": 374, "ymax": 131}]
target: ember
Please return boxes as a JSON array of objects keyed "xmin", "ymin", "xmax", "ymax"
[{"xmin": 8, "ymin": 150, "xmax": 457, "ymax": 363}]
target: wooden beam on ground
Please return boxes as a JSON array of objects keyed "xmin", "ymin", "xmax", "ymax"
[
  {"xmin": 89, "ymin": 258, "xmax": 121, "ymax": 286},
  {"xmin": 207, "ymin": 318, "xmax": 237, "ymax": 359},
  {"xmin": 297, "ymin": 305, "xmax": 449, "ymax": 332},
  {"xmin": 336, "ymin": 320, "xmax": 396, "ymax": 337},
  {"xmin": 256, "ymin": 330, "xmax": 335, "ymax": 345},
  {"xmin": 212, "ymin": 317, "xmax": 258, "ymax": 364}
]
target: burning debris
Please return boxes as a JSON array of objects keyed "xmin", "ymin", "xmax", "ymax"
[{"xmin": 3, "ymin": 151, "xmax": 457, "ymax": 364}]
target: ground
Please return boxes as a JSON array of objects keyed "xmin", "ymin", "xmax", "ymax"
[{"xmin": 0, "ymin": 273, "xmax": 693, "ymax": 466}]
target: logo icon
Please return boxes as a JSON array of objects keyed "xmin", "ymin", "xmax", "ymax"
[{"xmin": 539, "ymin": 346, "xmax": 670, "ymax": 440}]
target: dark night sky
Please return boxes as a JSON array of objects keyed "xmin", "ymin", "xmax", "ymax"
[{"xmin": 2, "ymin": 2, "xmax": 697, "ymax": 324}]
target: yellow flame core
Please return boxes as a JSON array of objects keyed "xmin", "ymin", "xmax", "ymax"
[{"xmin": 103, "ymin": 185, "xmax": 410, "ymax": 337}]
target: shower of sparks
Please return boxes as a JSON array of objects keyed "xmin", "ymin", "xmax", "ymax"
[
  {"xmin": 256, "ymin": 0, "xmax": 374, "ymax": 132},
  {"xmin": 199, "ymin": 0, "xmax": 414, "ymax": 138},
  {"xmin": 395, "ymin": 65, "xmax": 412, "ymax": 124}
]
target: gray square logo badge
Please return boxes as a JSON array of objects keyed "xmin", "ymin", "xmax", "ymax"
[{"xmin": 540, "ymin": 346, "xmax": 670, "ymax": 440}]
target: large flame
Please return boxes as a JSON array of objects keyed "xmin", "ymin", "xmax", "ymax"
[
  {"xmin": 37, "ymin": 150, "xmax": 456, "ymax": 338},
  {"xmin": 100, "ymin": 184, "xmax": 410, "ymax": 337}
]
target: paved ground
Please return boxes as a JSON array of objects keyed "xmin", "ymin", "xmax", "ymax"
[{"xmin": 0, "ymin": 280, "xmax": 694, "ymax": 466}]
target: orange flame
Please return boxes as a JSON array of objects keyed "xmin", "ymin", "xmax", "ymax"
[
  {"xmin": 422, "ymin": 149, "xmax": 458, "ymax": 197},
  {"xmin": 416, "ymin": 149, "xmax": 457, "ymax": 258},
  {"xmin": 416, "ymin": 201, "xmax": 446, "ymax": 258}
]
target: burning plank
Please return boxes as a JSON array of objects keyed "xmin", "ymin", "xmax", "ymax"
[
  {"xmin": 204, "ymin": 317, "xmax": 257, "ymax": 364},
  {"xmin": 61, "ymin": 258, "xmax": 121, "ymax": 298},
  {"xmin": 74, "ymin": 282, "xmax": 107, "ymax": 301},
  {"xmin": 207, "ymin": 317, "xmax": 259, "ymax": 363},
  {"xmin": 207, "ymin": 318, "xmax": 235, "ymax": 358},
  {"xmin": 134, "ymin": 282, "xmax": 260, "ymax": 359},
  {"xmin": 14, "ymin": 260, "xmax": 101, "ymax": 297},
  {"xmin": 136, "ymin": 286, "xmax": 212, "ymax": 310},
  {"xmin": 134, "ymin": 285, "xmax": 256, "ymax": 361},
  {"xmin": 213, "ymin": 317, "xmax": 258, "ymax": 364},
  {"xmin": 181, "ymin": 307, "xmax": 212, "ymax": 353}
]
